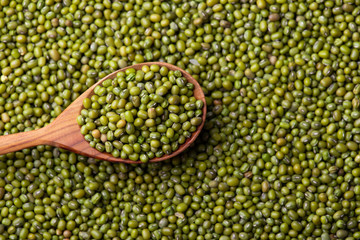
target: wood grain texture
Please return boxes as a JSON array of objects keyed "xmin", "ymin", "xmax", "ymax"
[{"xmin": 0, "ymin": 62, "xmax": 207, "ymax": 163}]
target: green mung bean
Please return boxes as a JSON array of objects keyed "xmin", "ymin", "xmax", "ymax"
[{"xmin": 79, "ymin": 65, "xmax": 203, "ymax": 161}]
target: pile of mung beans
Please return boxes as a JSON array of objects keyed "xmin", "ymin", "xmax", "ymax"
[
  {"xmin": 78, "ymin": 65, "xmax": 203, "ymax": 162},
  {"xmin": 1, "ymin": 0, "xmax": 360, "ymax": 239}
]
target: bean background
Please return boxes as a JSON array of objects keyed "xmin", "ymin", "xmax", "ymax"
[{"xmin": 1, "ymin": 0, "xmax": 360, "ymax": 239}]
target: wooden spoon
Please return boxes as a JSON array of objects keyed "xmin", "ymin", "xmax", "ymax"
[{"xmin": 0, "ymin": 62, "xmax": 206, "ymax": 164}]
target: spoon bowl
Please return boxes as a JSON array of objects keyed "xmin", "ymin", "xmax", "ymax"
[{"xmin": 0, "ymin": 62, "xmax": 206, "ymax": 163}]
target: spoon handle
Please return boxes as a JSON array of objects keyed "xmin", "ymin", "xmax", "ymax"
[
  {"xmin": 0, "ymin": 127, "xmax": 49, "ymax": 154},
  {"xmin": 0, "ymin": 99, "xmax": 86, "ymax": 155}
]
